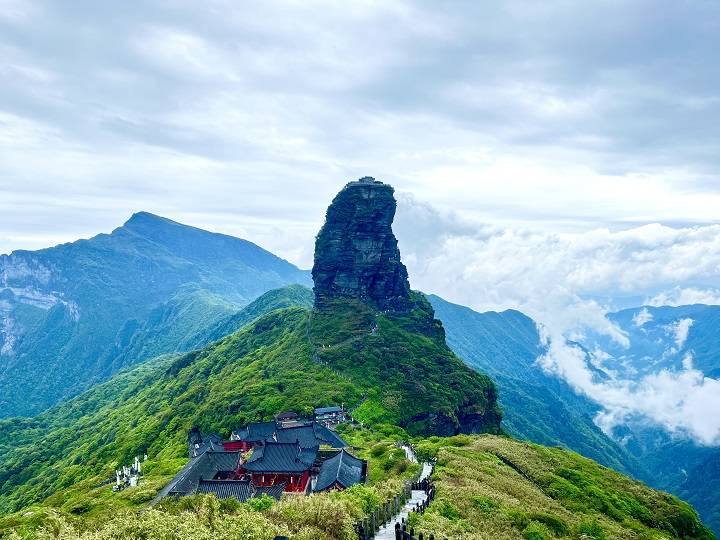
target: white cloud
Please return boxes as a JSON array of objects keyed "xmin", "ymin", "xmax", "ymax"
[
  {"xmin": 394, "ymin": 197, "xmax": 720, "ymax": 445},
  {"xmin": 665, "ymin": 318, "xmax": 693, "ymax": 350},
  {"xmin": 632, "ymin": 308, "xmax": 653, "ymax": 327},
  {"xmin": 0, "ymin": 0, "xmax": 38, "ymax": 22},
  {"xmin": 540, "ymin": 335, "xmax": 720, "ymax": 446},
  {"xmin": 396, "ymin": 197, "xmax": 720, "ymax": 319},
  {"xmin": 682, "ymin": 352, "xmax": 694, "ymax": 371},
  {"xmin": 1, "ymin": 0, "xmax": 720, "ymax": 260},
  {"xmin": 647, "ymin": 287, "xmax": 720, "ymax": 307}
]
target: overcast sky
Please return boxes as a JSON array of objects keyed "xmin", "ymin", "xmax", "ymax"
[{"xmin": 2, "ymin": 0, "xmax": 720, "ymax": 443}]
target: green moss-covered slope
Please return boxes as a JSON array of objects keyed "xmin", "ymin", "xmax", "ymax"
[
  {"xmin": 0, "ymin": 290, "xmax": 500, "ymax": 522},
  {"xmin": 310, "ymin": 293, "xmax": 501, "ymax": 435},
  {"xmin": 413, "ymin": 435, "xmax": 714, "ymax": 540}
]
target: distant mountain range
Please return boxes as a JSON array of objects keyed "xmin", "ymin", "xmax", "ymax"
[
  {"xmin": 426, "ymin": 295, "xmax": 645, "ymax": 476},
  {"xmin": 597, "ymin": 305, "xmax": 720, "ymax": 535},
  {"xmin": 0, "ymin": 212, "xmax": 310, "ymax": 417},
  {"xmin": 429, "ymin": 297, "xmax": 720, "ymax": 535}
]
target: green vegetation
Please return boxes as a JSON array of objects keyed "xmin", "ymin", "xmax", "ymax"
[
  {"xmin": 411, "ymin": 435, "xmax": 713, "ymax": 540},
  {"xmin": 310, "ymin": 294, "xmax": 501, "ymax": 435},
  {"xmin": 0, "ymin": 422, "xmax": 418, "ymax": 539},
  {"xmin": 3, "ymin": 487, "xmax": 377, "ymax": 540},
  {"xmin": 0, "ymin": 307, "xmax": 356, "ymax": 520},
  {"xmin": 0, "ymin": 288, "xmax": 712, "ymax": 539},
  {"xmin": 0, "ymin": 291, "xmax": 499, "ymax": 533},
  {"xmin": 4, "ymin": 433, "xmax": 711, "ymax": 539},
  {"xmin": 336, "ymin": 424, "xmax": 420, "ymax": 484},
  {"xmin": 0, "ymin": 212, "xmax": 310, "ymax": 419},
  {"xmin": 185, "ymin": 284, "xmax": 314, "ymax": 349}
]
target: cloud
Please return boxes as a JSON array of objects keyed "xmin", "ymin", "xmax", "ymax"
[
  {"xmin": 666, "ymin": 318, "xmax": 693, "ymax": 350},
  {"xmin": 538, "ymin": 331, "xmax": 720, "ymax": 446},
  {"xmin": 647, "ymin": 287, "xmax": 720, "ymax": 307},
  {"xmin": 632, "ymin": 308, "xmax": 653, "ymax": 327},
  {"xmin": 1, "ymin": 0, "xmax": 720, "ymax": 258},
  {"xmin": 396, "ymin": 197, "xmax": 720, "ymax": 318},
  {"xmin": 682, "ymin": 352, "xmax": 694, "ymax": 371},
  {"xmin": 394, "ymin": 196, "xmax": 720, "ymax": 445}
]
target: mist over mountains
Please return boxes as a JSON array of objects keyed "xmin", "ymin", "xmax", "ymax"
[{"xmin": 392, "ymin": 195, "xmax": 720, "ymax": 449}]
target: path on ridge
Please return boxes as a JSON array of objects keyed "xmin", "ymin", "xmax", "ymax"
[{"xmin": 374, "ymin": 448, "xmax": 433, "ymax": 540}]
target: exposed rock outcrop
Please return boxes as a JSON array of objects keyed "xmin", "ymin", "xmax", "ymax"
[
  {"xmin": 310, "ymin": 176, "xmax": 503, "ymax": 437},
  {"xmin": 312, "ymin": 177, "xmax": 411, "ymax": 311}
]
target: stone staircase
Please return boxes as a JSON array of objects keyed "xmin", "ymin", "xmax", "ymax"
[{"xmin": 373, "ymin": 461, "xmax": 433, "ymax": 539}]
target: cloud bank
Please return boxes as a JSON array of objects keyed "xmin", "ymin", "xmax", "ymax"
[
  {"xmin": 394, "ymin": 195, "xmax": 720, "ymax": 445},
  {"xmin": 1, "ymin": 0, "xmax": 720, "ymax": 257}
]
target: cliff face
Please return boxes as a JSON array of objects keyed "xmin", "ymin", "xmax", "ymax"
[
  {"xmin": 312, "ymin": 177, "xmax": 411, "ymax": 311},
  {"xmin": 310, "ymin": 177, "xmax": 502, "ymax": 437}
]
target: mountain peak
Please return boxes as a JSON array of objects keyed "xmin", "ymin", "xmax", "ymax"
[
  {"xmin": 312, "ymin": 177, "xmax": 411, "ymax": 311},
  {"xmin": 123, "ymin": 211, "xmax": 178, "ymax": 230}
]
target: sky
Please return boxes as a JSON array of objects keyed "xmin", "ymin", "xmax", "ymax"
[{"xmin": 1, "ymin": 0, "xmax": 720, "ymax": 443}]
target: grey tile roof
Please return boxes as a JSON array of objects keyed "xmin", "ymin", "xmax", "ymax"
[
  {"xmin": 191, "ymin": 439, "xmax": 226, "ymax": 458},
  {"xmin": 313, "ymin": 423, "xmax": 347, "ymax": 448},
  {"xmin": 233, "ymin": 421, "xmax": 347, "ymax": 449},
  {"xmin": 314, "ymin": 406, "xmax": 343, "ymax": 414},
  {"xmin": 165, "ymin": 451, "xmax": 240, "ymax": 496},
  {"xmin": 274, "ymin": 425, "xmax": 329, "ymax": 448},
  {"xmin": 196, "ymin": 479, "xmax": 253, "ymax": 501},
  {"xmin": 243, "ymin": 442, "xmax": 318, "ymax": 473},
  {"xmin": 195, "ymin": 479, "xmax": 287, "ymax": 502},
  {"xmin": 253, "ymin": 482, "xmax": 287, "ymax": 500},
  {"xmin": 314, "ymin": 449, "xmax": 365, "ymax": 492},
  {"xmin": 233, "ymin": 421, "xmax": 277, "ymax": 442}
]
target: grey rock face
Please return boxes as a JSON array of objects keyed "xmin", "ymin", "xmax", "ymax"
[{"xmin": 312, "ymin": 177, "xmax": 411, "ymax": 311}]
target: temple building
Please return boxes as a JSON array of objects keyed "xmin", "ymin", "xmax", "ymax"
[
  {"xmin": 239, "ymin": 441, "xmax": 318, "ymax": 493},
  {"xmin": 226, "ymin": 418, "xmax": 346, "ymax": 451},
  {"xmin": 314, "ymin": 406, "xmax": 347, "ymax": 426},
  {"xmin": 155, "ymin": 415, "xmax": 367, "ymax": 503},
  {"xmin": 313, "ymin": 448, "xmax": 366, "ymax": 492}
]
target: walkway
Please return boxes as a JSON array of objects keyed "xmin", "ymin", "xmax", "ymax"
[{"xmin": 374, "ymin": 459, "xmax": 433, "ymax": 540}]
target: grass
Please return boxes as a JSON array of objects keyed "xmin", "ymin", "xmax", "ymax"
[{"xmin": 412, "ymin": 435, "xmax": 714, "ymax": 540}]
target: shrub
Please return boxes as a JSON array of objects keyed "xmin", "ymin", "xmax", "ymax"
[
  {"xmin": 523, "ymin": 521, "xmax": 553, "ymax": 540},
  {"xmin": 335, "ymin": 484, "xmax": 380, "ymax": 515},
  {"xmin": 546, "ymin": 475, "xmax": 582, "ymax": 500},
  {"xmin": 575, "ymin": 519, "xmax": 606, "ymax": 539},
  {"xmin": 507, "ymin": 508, "xmax": 529, "ymax": 530},
  {"xmin": 471, "ymin": 496, "xmax": 499, "ymax": 515},
  {"xmin": 435, "ymin": 500, "xmax": 461, "ymax": 521},
  {"xmin": 270, "ymin": 494, "xmax": 358, "ymax": 539},
  {"xmin": 528, "ymin": 512, "xmax": 569, "ymax": 536},
  {"xmin": 128, "ymin": 488, "xmax": 156, "ymax": 504},
  {"xmin": 245, "ymin": 494, "xmax": 274, "ymax": 511}
]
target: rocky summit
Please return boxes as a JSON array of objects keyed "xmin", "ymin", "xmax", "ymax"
[{"xmin": 312, "ymin": 176, "xmax": 411, "ymax": 311}]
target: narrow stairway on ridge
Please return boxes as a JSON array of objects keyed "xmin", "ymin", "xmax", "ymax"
[{"xmin": 373, "ymin": 446, "xmax": 434, "ymax": 540}]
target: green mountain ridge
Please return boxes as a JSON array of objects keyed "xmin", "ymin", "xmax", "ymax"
[
  {"xmin": 0, "ymin": 286, "xmax": 711, "ymax": 539},
  {"xmin": 0, "ymin": 287, "xmax": 501, "ymax": 525},
  {"xmin": 426, "ymin": 294, "xmax": 645, "ymax": 477},
  {"xmin": 0, "ymin": 212, "xmax": 310, "ymax": 418}
]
